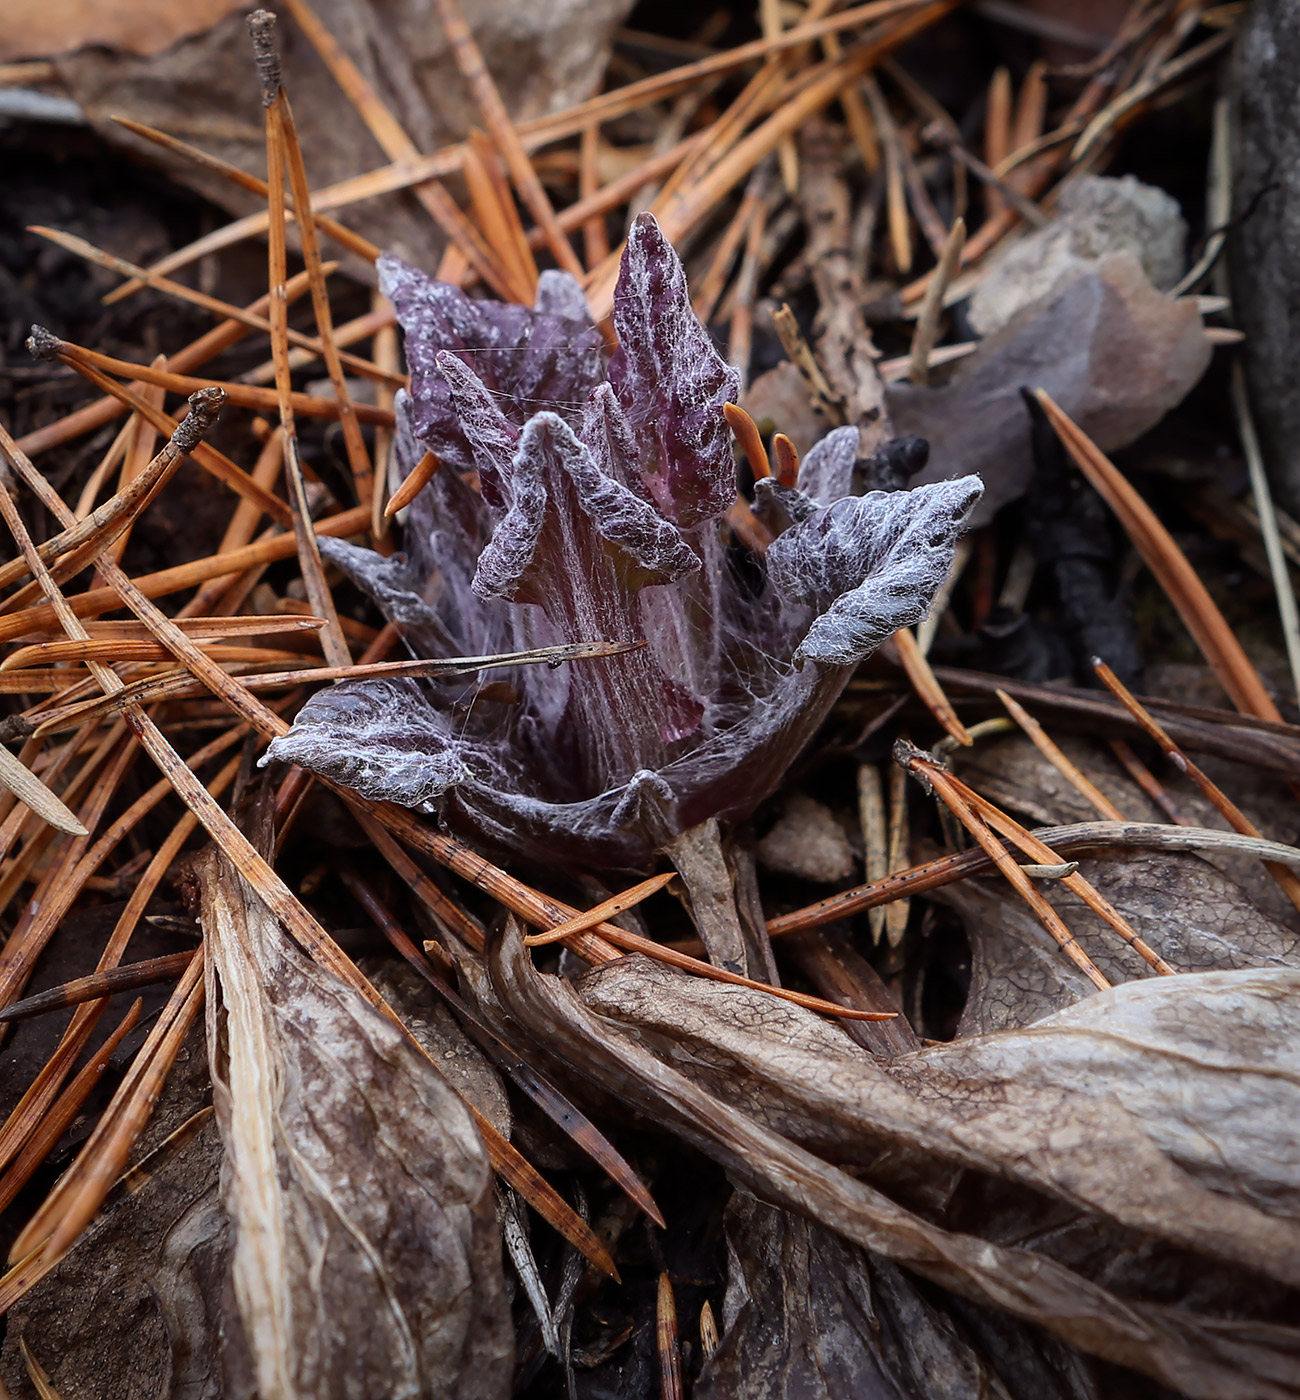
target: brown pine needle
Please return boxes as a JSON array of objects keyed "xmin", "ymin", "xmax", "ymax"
[
  {"xmin": 1036, "ymin": 390, "xmax": 1284, "ymax": 723},
  {"xmin": 723, "ymin": 402, "xmax": 771, "ymax": 480},
  {"xmin": 1093, "ymin": 659, "xmax": 1300, "ymax": 919},
  {"xmin": 0, "ymin": 953, "xmax": 195, "ymax": 1024},
  {"xmin": 996, "ymin": 688, "xmax": 1126, "ymax": 821},
  {"xmin": 940, "ymin": 768, "xmax": 1175, "ymax": 976},
  {"xmin": 1109, "ymin": 738, "xmax": 1192, "ymax": 826},
  {"xmin": 277, "ymin": 0, "xmax": 518, "ymax": 300},
  {"xmin": 908, "ymin": 215, "xmax": 966, "ymax": 382},
  {"xmin": 657, "ymin": 1272, "xmax": 685, "ymax": 1400},
  {"xmin": 892, "ymin": 628, "xmax": 972, "ymax": 745},
  {"xmin": 899, "ymin": 746, "xmax": 1110, "ymax": 990},
  {"xmin": 384, "ymin": 450, "xmax": 442, "ymax": 518},
  {"xmin": 525, "ymin": 872, "xmax": 677, "ymax": 946},
  {"xmin": 29, "ymin": 226, "xmax": 401, "ymax": 387}
]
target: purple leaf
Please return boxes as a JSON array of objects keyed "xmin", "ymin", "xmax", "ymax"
[
  {"xmin": 768, "ymin": 476, "xmax": 983, "ymax": 667},
  {"xmin": 608, "ymin": 214, "xmax": 742, "ymax": 526}
]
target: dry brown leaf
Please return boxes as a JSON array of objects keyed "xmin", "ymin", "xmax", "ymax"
[
  {"xmin": 201, "ymin": 851, "xmax": 513, "ymax": 1399},
  {"xmin": 890, "ymin": 254, "xmax": 1211, "ymax": 525},
  {"xmin": 487, "ymin": 924, "xmax": 1300, "ymax": 1395},
  {"xmin": 697, "ymin": 1192, "xmax": 1097, "ymax": 1400},
  {"xmin": 0, "ymin": 0, "xmax": 246, "ymax": 63},
  {"xmin": 57, "ymin": 0, "xmax": 635, "ymax": 272}
]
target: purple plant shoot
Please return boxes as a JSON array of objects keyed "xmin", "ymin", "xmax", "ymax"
[{"xmin": 264, "ymin": 214, "xmax": 981, "ymax": 870}]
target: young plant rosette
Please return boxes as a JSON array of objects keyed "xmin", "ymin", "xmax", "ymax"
[{"xmin": 265, "ymin": 215, "xmax": 981, "ymax": 871}]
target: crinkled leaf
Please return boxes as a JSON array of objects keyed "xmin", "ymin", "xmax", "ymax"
[
  {"xmin": 266, "ymin": 679, "xmax": 472, "ymax": 810},
  {"xmin": 473, "ymin": 411, "xmax": 699, "ymax": 604},
  {"xmin": 797, "ymin": 424, "xmax": 860, "ymax": 505},
  {"xmin": 318, "ymin": 536, "xmax": 457, "ymax": 658},
  {"xmin": 768, "ymin": 475, "xmax": 982, "ymax": 666},
  {"xmin": 608, "ymin": 213, "xmax": 742, "ymax": 526},
  {"xmin": 378, "ymin": 253, "xmax": 602, "ymax": 477}
]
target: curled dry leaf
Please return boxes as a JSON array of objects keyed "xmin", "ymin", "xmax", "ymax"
[
  {"xmin": 487, "ymin": 922, "xmax": 1300, "ymax": 1397},
  {"xmin": 266, "ymin": 218, "xmax": 981, "ymax": 871},
  {"xmin": 201, "ymin": 851, "xmax": 513, "ymax": 1400}
]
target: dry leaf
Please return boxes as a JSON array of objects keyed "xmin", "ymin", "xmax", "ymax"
[
  {"xmin": 0, "ymin": 0, "xmax": 246, "ymax": 63},
  {"xmin": 487, "ymin": 923, "xmax": 1300, "ymax": 1396},
  {"xmin": 697, "ymin": 1192, "xmax": 1097, "ymax": 1400},
  {"xmin": 889, "ymin": 254, "xmax": 1211, "ymax": 525},
  {"xmin": 201, "ymin": 851, "xmax": 512, "ymax": 1399}
]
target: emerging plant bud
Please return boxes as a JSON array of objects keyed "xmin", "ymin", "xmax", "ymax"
[{"xmin": 265, "ymin": 215, "xmax": 981, "ymax": 869}]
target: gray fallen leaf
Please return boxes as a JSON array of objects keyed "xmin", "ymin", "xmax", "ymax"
[{"xmin": 202, "ymin": 851, "xmax": 512, "ymax": 1400}]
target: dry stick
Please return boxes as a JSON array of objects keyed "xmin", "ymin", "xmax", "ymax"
[
  {"xmin": 30, "ymin": 227, "xmax": 401, "ymax": 388},
  {"xmin": 899, "ymin": 747, "xmax": 1110, "ymax": 990},
  {"xmin": 250, "ymin": 14, "xmax": 376, "ymax": 539},
  {"xmin": 277, "ymin": 0, "xmax": 517, "ymax": 299},
  {"xmin": 907, "ymin": 215, "xmax": 965, "ymax": 382},
  {"xmin": 939, "ymin": 767, "xmax": 1174, "ymax": 975},
  {"xmin": 101, "ymin": 0, "xmax": 933, "ymax": 309},
  {"xmin": 1092, "ymin": 658, "xmax": 1300, "ymax": 919},
  {"xmin": 1036, "ymin": 390, "xmax": 1284, "ymax": 723},
  {"xmin": 996, "ymin": 688, "xmax": 1126, "ymax": 821},
  {"xmin": 0, "ymin": 425, "xmax": 614, "ymax": 1283},
  {"xmin": 427, "ymin": 0, "xmax": 585, "ymax": 281},
  {"xmin": 34, "ymin": 334, "xmax": 394, "ymax": 428},
  {"xmin": 18, "ymin": 267, "xmax": 325, "ymax": 460}
]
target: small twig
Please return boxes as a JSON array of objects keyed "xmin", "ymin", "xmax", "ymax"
[{"xmin": 907, "ymin": 216, "xmax": 965, "ymax": 383}]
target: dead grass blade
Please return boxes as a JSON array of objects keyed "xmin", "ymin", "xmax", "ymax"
[{"xmin": 0, "ymin": 743, "xmax": 86, "ymax": 838}]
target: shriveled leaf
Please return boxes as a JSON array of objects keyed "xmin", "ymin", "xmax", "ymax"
[
  {"xmin": 201, "ymin": 851, "xmax": 512, "ymax": 1399},
  {"xmin": 890, "ymin": 255, "xmax": 1211, "ymax": 525},
  {"xmin": 488, "ymin": 922, "xmax": 1300, "ymax": 1396},
  {"xmin": 0, "ymin": 1030, "xmax": 225, "ymax": 1400}
]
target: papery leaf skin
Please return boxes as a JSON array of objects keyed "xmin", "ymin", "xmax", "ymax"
[
  {"xmin": 768, "ymin": 476, "xmax": 983, "ymax": 667},
  {"xmin": 608, "ymin": 214, "xmax": 742, "ymax": 526}
]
